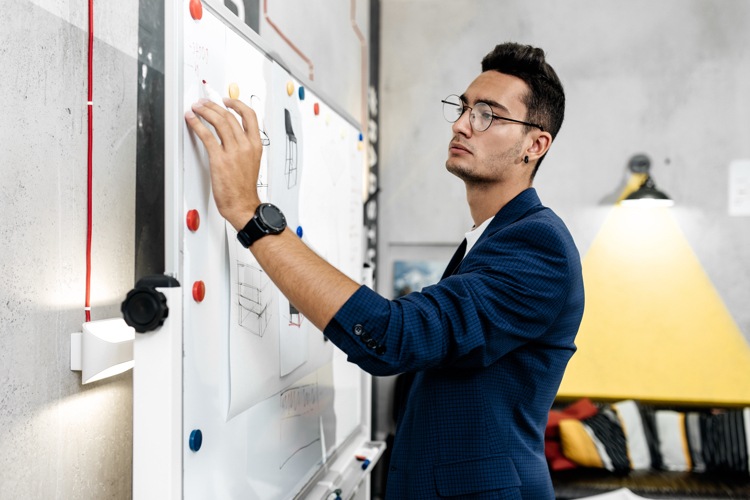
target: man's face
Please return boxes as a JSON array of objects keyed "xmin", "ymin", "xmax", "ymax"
[{"xmin": 445, "ymin": 71, "xmax": 532, "ymax": 185}]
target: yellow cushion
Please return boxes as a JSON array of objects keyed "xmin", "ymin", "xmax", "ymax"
[{"xmin": 559, "ymin": 419, "xmax": 604, "ymax": 468}]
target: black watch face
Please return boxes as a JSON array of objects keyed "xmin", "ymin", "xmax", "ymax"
[{"xmin": 259, "ymin": 204, "xmax": 286, "ymax": 231}]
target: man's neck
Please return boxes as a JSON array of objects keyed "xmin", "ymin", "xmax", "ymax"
[{"xmin": 465, "ymin": 179, "xmax": 530, "ymax": 227}]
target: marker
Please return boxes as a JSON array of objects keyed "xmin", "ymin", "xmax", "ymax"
[
  {"xmin": 355, "ymin": 446, "xmax": 375, "ymax": 461},
  {"xmin": 325, "ymin": 489, "xmax": 342, "ymax": 500},
  {"xmin": 355, "ymin": 446, "xmax": 375, "ymax": 469},
  {"xmin": 200, "ymin": 80, "xmax": 226, "ymax": 107}
]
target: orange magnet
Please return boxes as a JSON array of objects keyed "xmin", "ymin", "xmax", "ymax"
[
  {"xmin": 286, "ymin": 81, "xmax": 294, "ymax": 96},
  {"xmin": 186, "ymin": 209, "xmax": 200, "ymax": 231},
  {"xmin": 313, "ymin": 102, "xmax": 320, "ymax": 115},
  {"xmin": 189, "ymin": 0, "xmax": 203, "ymax": 20},
  {"xmin": 192, "ymin": 281, "xmax": 206, "ymax": 302},
  {"xmin": 228, "ymin": 82, "xmax": 240, "ymax": 99}
]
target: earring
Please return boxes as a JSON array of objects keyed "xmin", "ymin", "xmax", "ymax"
[{"xmin": 523, "ymin": 156, "xmax": 529, "ymax": 164}]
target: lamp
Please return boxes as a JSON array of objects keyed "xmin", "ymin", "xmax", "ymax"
[
  {"xmin": 70, "ymin": 318, "xmax": 135, "ymax": 384},
  {"xmin": 620, "ymin": 154, "xmax": 674, "ymax": 207}
]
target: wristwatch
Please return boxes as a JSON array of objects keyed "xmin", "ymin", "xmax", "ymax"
[{"xmin": 236, "ymin": 203, "xmax": 287, "ymax": 248}]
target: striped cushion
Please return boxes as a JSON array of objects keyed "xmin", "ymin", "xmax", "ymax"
[
  {"xmin": 556, "ymin": 400, "xmax": 750, "ymax": 476},
  {"xmin": 655, "ymin": 410, "xmax": 692, "ymax": 471},
  {"xmin": 613, "ymin": 400, "xmax": 652, "ymax": 470},
  {"xmin": 559, "ymin": 408, "xmax": 629, "ymax": 473}
]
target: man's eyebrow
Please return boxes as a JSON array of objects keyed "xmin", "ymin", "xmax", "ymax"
[
  {"xmin": 480, "ymin": 98, "xmax": 511, "ymax": 114},
  {"xmin": 459, "ymin": 94, "xmax": 511, "ymax": 114}
]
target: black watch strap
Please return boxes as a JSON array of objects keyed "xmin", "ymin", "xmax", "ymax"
[
  {"xmin": 237, "ymin": 203, "xmax": 286, "ymax": 248},
  {"xmin": 237, "ymin": 218, "xmax": 265, "ymax": 248}
]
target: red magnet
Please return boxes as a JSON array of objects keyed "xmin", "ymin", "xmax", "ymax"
[
  {"xmin": 313, "ymin": 102, "xmax": 320, "ymax": 115},
  {"xmin": 192, "ymin": 281, "xmax": 206, "ymax": 302},
  {"xmin": 189, "ymin": 0, "xmax": 203, "ymax": 20},
  {"xmin": 186, "ymin": 209, "xmax": 200, "ymax": 231}
]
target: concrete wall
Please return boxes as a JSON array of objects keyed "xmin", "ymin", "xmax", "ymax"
[
  {"xmin": 0, "ymin": 1, "xmax": 138, "ymax": 499},
  {"xmin": 0, "ymin": 1, "xmax": 369, "ymax": 498},
  {"xmin": 374, "ymin": 0, "xmax": 750, "ymax": 436}
]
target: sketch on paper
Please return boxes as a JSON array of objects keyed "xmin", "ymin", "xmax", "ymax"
[
  {"xmin": 237, "ymin": 262, "xmax": 271, "ymax": 337},
  {"xmin": 226, "ymin": 227, "xmax": 282, "ymax": 419}
]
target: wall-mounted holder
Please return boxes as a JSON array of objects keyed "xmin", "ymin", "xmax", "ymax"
[
  {"xmin": 70, "ymin": 318, "xmax": 135, "ymax": 384},
  {"xmin": 121, "ymin": 274, "xmax": 182, "ymax": 499}
]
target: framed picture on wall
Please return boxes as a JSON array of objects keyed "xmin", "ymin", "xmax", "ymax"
[{"xmin": 392, "ymin": 260, "xmax": 444, "ymax": 298}]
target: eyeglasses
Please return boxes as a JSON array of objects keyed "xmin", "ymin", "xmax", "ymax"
[{"xmin": 441, "ymin": 94, "xmax": 544, "ymax": 132}]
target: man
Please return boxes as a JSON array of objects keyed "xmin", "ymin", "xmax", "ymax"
[{"xmin": 185, "ymin": 42, "xmax": 584, "ymax": 499}]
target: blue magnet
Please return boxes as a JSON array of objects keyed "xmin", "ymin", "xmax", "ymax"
[
  {"xmin": 296, "ymin": 226, "xmax": 304, "ymax": 238},
  {"xmin": 298, "ymin": 86, "xmax": 305, "ymax": 100},
  {"xmin": 361, "ymin": 459, "xmax": 371, "ymax": 470},
  {"xmin": 358, "ymin": 133, "xmax": 364, "ymax": 141},
  {"xmin": 189, "ymin": 429, "xmax": 203, "ymax": 452}
]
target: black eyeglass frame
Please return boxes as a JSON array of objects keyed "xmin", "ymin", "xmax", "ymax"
[{"xmin": 441, "ymin": 94, "xmax": 544, "ymax": 132}]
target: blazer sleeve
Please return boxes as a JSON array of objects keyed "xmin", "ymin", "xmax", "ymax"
[{"xmin": 323, "ymin": 217, "xmax": 575, "ymax": 376}]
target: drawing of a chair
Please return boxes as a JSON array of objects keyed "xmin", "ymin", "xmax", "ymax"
[
  {"xmin": 238, "ymin": 263, "xmax": 270, "ymax": 337},
  {"xmin": 284, "ymin": 109, "xmax": 298, "ymax": 189}
]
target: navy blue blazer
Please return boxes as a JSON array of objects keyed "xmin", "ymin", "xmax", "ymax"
[{"xmin": 324, "ymin": 188, "xmax": 585, "ymax": 499}]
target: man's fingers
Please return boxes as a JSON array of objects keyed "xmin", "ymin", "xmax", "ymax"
[
  {"xmin": 189, "ymin": 100, "xmax": 240, "ymax": 150},
  {"xmin": 224, "ymin": 98, "xmax": 263, "ymax": 148},
  {"xmin": 184, "ymin": 109, "xmax": 223, "ymax": 157}
]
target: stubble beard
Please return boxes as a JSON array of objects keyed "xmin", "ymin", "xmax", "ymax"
[{"xmin": 445, "ymin": 139, "xmax": 524, "ymax": 187}]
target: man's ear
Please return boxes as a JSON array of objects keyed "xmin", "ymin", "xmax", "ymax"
[{"xmin": 526, "ymin": 131, "xmax": 552, "ymax": 161}]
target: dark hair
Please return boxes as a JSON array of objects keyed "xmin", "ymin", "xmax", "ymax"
[{"xmin": 481, "ymin": 42, "xmax": 565, "ymax": 175}]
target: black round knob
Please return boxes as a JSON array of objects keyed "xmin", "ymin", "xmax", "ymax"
[{"xmin": 121, "ymin": 286, "xmax": 169, "ymax": 333}]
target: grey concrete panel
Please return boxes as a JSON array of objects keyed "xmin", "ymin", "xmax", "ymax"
[{"xmin": 1, "ymin": 1, "xmax": 137, "ymax": 498}]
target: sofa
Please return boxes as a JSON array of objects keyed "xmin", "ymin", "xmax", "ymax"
[{"xmin": 546, "ymin": 398, "xmax": 750, "ymax": 499}]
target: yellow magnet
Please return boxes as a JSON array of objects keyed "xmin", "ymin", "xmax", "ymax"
[
  {"xmin": 286, "ymin": 81, "xmax": 294, "ymax": 96},
  {"xmin": 228, "ymin": 82, "xmax": 240, "ymax": 99}
]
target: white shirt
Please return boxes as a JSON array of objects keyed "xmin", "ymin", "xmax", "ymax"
[{"xmin": 464, "ymin": 216, "xmax": 494, "ymax": 256}]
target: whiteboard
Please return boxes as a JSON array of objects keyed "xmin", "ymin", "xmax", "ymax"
[{"xmin": 160, "ymin": 1, "xmax": 375, "ymax": 498}]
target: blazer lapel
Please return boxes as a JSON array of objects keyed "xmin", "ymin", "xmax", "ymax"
[
  {"xmin": 441, "ymin": 238, "xmax": 467, "ymax": 279},
  {"xmin": 439, "ymin": 189, "xmax": 544, "ymax": 280},
  {"xmin": 474, "ymin": 188, "xmax": 544, "ymax": 247}
]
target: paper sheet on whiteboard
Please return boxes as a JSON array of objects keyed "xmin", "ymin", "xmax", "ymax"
[{"xmin": 226, "ymin": 223, "xmax": 332, "ymax": 419}]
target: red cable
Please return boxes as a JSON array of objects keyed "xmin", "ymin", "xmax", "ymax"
[{"xmin": 85, "ymin": 0, "xmax": 93, "ymax": 322}]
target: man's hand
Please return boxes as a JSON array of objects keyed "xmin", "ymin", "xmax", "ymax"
[
  {"xmin": 184, "ymin": 98, "xmax": 263, "ymax": 230},
  {"xmin": 183, "ymin": 95, "xmax": 362, "ymax": 330}
]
